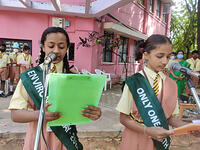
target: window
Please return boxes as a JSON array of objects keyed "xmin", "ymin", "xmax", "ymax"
[
  {"xmin": 138, "ymin": 0, "xmax": 144, "ymax": 5},
  {"xmin": 162, "ymin": 14, "xmax": 167, "ymax": 22},
  {"xmin": 162, "ymin": 3, "xmax": 170, "ymax": 22},
  {"xmin": 102, "ymin": 31, "xmax": 114, "ymax": 62},
  {"xmin": 0, "ymin": 38, "xmax": 32, "ymax": 54},
  {"xmin": 68, "ymin": 43, "xmax": 74, "ymax": 61},
  {"xmin": 133, "ymin": 40, "xmax": 138, "ymax": 62},
  {"xmin": 149, "ymin": 0, "xmax": 153, "ymax": 12},
  {"xmin": 118, "ymin": 36, "xmax": 129, "ymax": 63},
  {"xmin": 156, "ymin": 0, "xmax": 161, "ymax": 17}
]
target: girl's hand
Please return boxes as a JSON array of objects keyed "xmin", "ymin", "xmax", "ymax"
[
  {"xmin": 146, "ymin": 127, "xmax": 174, "ymax": 142},
  {"xmin": 179, "ymin": 75, "xmax": 185, "ymax": 80},
  {"xmin": 174, "ymin": 76, "xmax": 183, "ymax": 80},
  {"xmin": 81, "ymin": 106, "xmax": 101, "ymax": 121},
  {"xmin": 44, "ymin": 103, "xmax": 61, "ymax": 122}
]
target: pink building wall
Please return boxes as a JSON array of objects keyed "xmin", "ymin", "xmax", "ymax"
[
  {"xmin": 147, "ymin": 14, "xmax": 166, "ymax": 35},
  {"xmin": 95, "ymin": 1, "xmax": 171, "ymax": 81},
  {"xmin": 0, "ymin": 10, "xmax": 49, "ymax": 63},
  {"xmin": 0, "ymin": 0, "xmax": 172, "ymax": 82},
  {"xmin": 111, "ymin": 1, "xmax": 169, "ymax": 36},
  {"xmin": 0, "ymin": 10, "xmax": 96, "ymax": 72},
  {"xmin": 111, "ymin": 2, "xmax": 145, "ymax": 33}
]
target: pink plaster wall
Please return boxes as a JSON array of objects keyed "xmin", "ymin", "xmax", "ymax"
[
  {"xmin": 70, "ymin": 18, "xmax": 94, "ymax": 72},
  {"xmin": 0, "ymin": 10, "xmax": 95, "ymax": 70},
  {"xmin": 110, "ymin": 1, "xmax": 169, "ymax": 37},
  {"xmin": 48, "ymin": 15, "xmax": 95, "ymax": 72},
  {"xmin": 0, "ymin": 0, "xmax": 172, "ymax": 82},
  {"xmin": 146, "ymin": 14, "xmax": 166, "ymax": 35},
  {"xmin": 111, "ymin": 2, "xmax": 145, "ymax": 33},
  {"xmin": 0, "ymin": 10, "xmax": 49, "ymax": 64}
]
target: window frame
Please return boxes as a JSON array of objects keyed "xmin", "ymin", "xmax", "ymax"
[
  {"xmin": 102, "ymin": 31, "xmax": 114, "ymax": 63},
  {"xmin": 118, "ymin": 36, "xmax": 129, "ymax": 63},
  {"xmin": 156, "ymin": 0, "xmax": 161, "ymax": 17},
  {"xmin": 138, "ymin": 0, "xmax": 145, "ymax": 5},
  {"xmin": 149, "ymin": 0, "xmax": 154, "ymax": 12},
  {"xmin": 162, "ymin": 3, "xmax": 170, "ymax": 23}
]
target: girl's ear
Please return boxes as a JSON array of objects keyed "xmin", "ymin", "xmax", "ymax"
[{"xmin": 143, "ymin": 52, "xmax": 149, "ymax": 61}]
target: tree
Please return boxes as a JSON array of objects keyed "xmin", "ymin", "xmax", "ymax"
[
  {"xmin": 77, "ymin": 31, "xmax": 129, "ymax": 79},
  {"xmin": 170, "ymin": 0, "xmax": 198, "ymax": 58},
  {"xmin": 197, "ymin": 0, "xmax": 200, "ymax": 50}
]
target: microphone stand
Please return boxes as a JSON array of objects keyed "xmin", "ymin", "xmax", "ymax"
[
  {"xmin": 34, "ymin": 64, "xmax": 51, "ymax": 150},
  {"xmin": 185, "ymin": 74, "xmax": 200, "ymax": 112}
]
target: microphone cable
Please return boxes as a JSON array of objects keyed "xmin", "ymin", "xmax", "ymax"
[{"xmin": 41, "ymin": 109, "xmax": 51, "ymax": 150}]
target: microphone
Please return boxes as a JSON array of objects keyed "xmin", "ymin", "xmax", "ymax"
[
  {"xmin": 44, "ymin": 51, "xmax": 57, "ymax": 65},
  {"xmin": 169, "ymin": 61, "xmax": 200, "ymax": 78},
  {"xmin": 170, "ymin": 61, "xmax": 200, "ymax": 112}
]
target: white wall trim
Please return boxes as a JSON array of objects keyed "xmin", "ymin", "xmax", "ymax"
[{"xmin": 104, "ymin": 22, "xmax": 148, "ymax": 40}]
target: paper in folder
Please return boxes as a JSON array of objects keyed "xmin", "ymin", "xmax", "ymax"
[{"xmin": 47, "ymin": 73, "xmax": 107, "ymax": 126}]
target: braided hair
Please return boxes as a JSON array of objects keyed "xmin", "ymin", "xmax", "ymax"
[{"xmin": 38, "ymin": 27, "xmax": 70, "ymax": 73}]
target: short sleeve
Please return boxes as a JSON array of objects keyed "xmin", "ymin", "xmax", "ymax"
[
  {"xmin": 172, "ymin": 101, "xmax": 179, "ymax": 115},
  {"xmin": 16, "ymin": 54, "xmax": 21, "ymax": 64},
  {"xmin": 8, "ymin": 79, "xmax": 29, "ymax": 110},
  {"xmin": 6, "ymin": 55, "xmax": 10, "ymax": 64},
  {"xmin": 116, "ymin": 84, "xmax": 133, "ymax": 115},
  {"xmin": 196, "ymin": 60, "xmax": 200, "ymax": 72}
]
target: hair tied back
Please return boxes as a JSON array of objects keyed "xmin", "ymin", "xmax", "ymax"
[
  {"xmin": 138, "ymin": 40, "xmax": 145, "ymax": 48},
  {"xmin": 138, "ymin": 40, "xmax": 146, "ymax": 53}
]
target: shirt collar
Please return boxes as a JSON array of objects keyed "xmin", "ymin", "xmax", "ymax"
[
  {"xmin": 23, "ymin": 53, "xmax": 28, "ymax": 56},
  {"xmin": 40, "ymin": 61, "xmax": 63, "ymax": 73},
  {"xmin": 53, "ymin": 61, "xmax": 63, "ymax": 73},
  {"xmin": 144, "ymin": 66, "xmax": 166, "ymax": 80}
]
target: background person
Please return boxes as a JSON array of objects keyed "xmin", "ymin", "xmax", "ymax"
[
  {"xmin": 17, "ymin": 45, "xmax": 33, "ymax": 74},
  {"xmin": 186, "ymin": 50, "xmax": 200, "ymax": 89},
  {"xmin": 0, "ymin": 43, "xmax": 10, "ymax": 97},
  {"xmin": 8, "ymin": 47, "xmax": 20, "ymax": 96},
  {"xmin": 169, "ymin": 50, "xmax": 190, "ymax": 98}
]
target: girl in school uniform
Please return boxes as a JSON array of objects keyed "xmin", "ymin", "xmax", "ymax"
[
  {"xmin": 0, "ymin": 43, "xmax": 10, "ymax": 97},
  {"xmin": 17, "ymin": 45, "xmax": 33, "ymax": 74},
  {"xmin": 116, "ymin": 34, "xmax": 198, "ymax": 150},
  {"xmin": 8, "ymin": 27, "xmax": 101, "ymax": 150},
  {"xmin": 8, "ymin": 48, "xmax": 20, "ymax": 96},
  {"xmin": 186, "ymin": 50, "xmax": 200, "ymax": 89},
  {"xmin": 169, "ymin": 50, "xmax": 190, "ymax": 98}
]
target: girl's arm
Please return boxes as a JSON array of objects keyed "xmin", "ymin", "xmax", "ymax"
[
  {"xmin": 170, "ymin": 71, "xmax": 182, "ymax": 80},
  {"xmin": 11, "ymin": 109, "xmax": 39, "ymax": 123},
  {"xmin": 11, "ymin": 103, "xmax": 61, "ymax": 123},
  {"xmin": 120, "ymin": 113, "xmax": 144, "ymax": 134},
  {"xmin": 120, "ymin": 113, "xmax": 174, "ymax": 142}
]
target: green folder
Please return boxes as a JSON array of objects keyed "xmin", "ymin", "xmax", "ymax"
[{"xmin": 47, "ymin": 73, "xmax": 107, "ymax": 126}]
